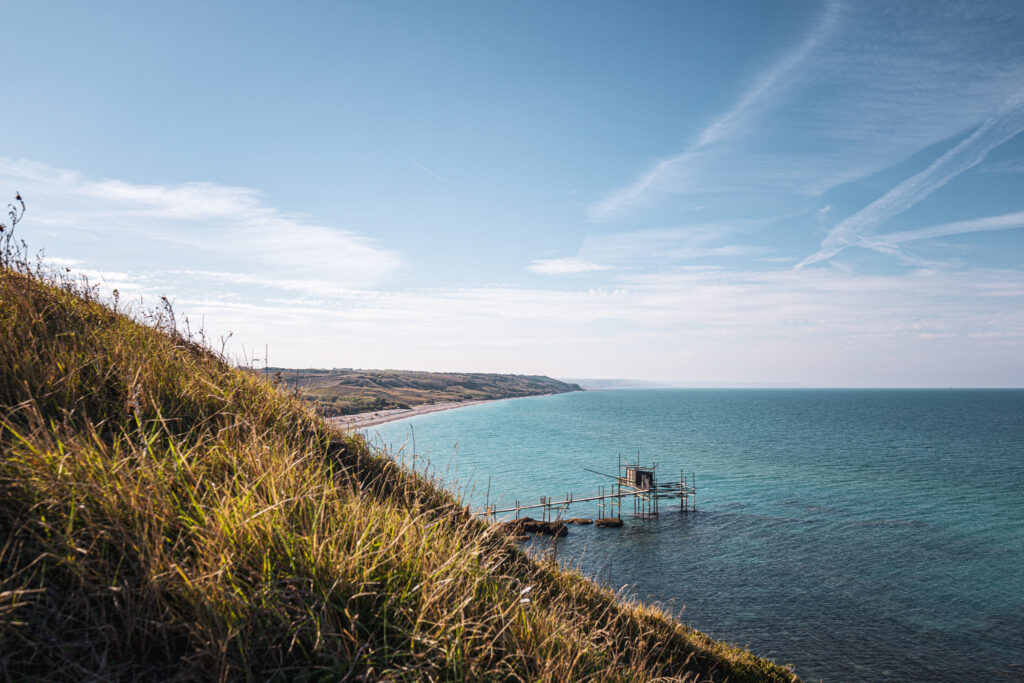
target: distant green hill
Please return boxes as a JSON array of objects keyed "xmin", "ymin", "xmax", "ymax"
[
  {"xmin": 267, "ymin": 367, "xmax": 581, "ymax": 416},
  {"xmin": 0, "ymin": 237, "xmax": 796, "ymax": 680}
]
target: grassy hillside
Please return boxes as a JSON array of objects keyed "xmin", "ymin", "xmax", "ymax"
[
  {"xmin": 0, "ymin": 244, "xmax": 797, "ymax": 680},
  {"xmin": 272, "ymin": 368, "xmax": 581, "ymax": 416}
]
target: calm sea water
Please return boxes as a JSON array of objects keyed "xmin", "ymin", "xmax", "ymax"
[{"xmin": 366, "ymin": 389, "xmax": 1024, "ymax": 682}]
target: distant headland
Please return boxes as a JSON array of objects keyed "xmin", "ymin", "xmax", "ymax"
[{"xmin": 264, "ymin": 367, "xmax": 581, "ymax": 422}]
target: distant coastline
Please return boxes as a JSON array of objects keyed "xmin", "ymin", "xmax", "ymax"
[
  {"xmin": 327, "ymin": 397, "xmax": 498, "ymax": 430},
  {"xmin": 271, "ymin": 368, "xmax": 580, "ymax": 418}
]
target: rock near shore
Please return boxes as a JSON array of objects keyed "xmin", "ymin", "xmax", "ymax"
[{"xmin": 493, "ymin": 517, "xmax": 568, "ymax": 537}]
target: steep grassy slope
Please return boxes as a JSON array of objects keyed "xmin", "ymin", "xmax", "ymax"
[
  {"xmin": 0, "ymin": 259, "xmax": 797, "ymax": 680},
  {"xmin": 275, "ymin": 368, "xmax": 581, "ymax": 416}
]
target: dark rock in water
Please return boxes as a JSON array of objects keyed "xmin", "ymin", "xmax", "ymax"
[
  {"xmin": 492, "ymin": 517, "xmax": 568, "ymax": 537},
  {"xmin": 523, "ymin": 519, "xmax": 567, "ymax": 537},
  {"xmin": 595, "ymin": 517, "xmax": 624, "ymax": 528},
  {"xmin": 566, "ymin": 518, "xmax": 593, "ymax": 525}
]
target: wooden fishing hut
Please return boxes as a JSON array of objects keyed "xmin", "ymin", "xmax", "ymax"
[{"xmin": 480, "ymin": 452, "xmax": 697, "ymax": 525}]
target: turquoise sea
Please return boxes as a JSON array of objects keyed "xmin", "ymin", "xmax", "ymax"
[{"xmin": 367, "ymin": 389, "xmax": 1024, "ymax": 682}]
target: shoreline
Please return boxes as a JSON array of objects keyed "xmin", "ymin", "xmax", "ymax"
[
  {"xmin": 326, "ymin": 398, "xmax": 498, "ymax": 430},
  {"xmin": 326, "ymin": 389, "xmax": 582, "ymax": 431}
]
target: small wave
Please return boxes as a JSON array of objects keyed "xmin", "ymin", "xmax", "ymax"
[
  {"xmin": 717, "ymin": 501, "xmax": 751, "ymax": 510},
  {"xmin": 754, "ymin": 514, "xmax": 824, "ymax": 525},
  {"xmin": 854, "ymin": 518, "xmax": 925, "ymax": 528},
  {"xmin": 803, "ymin": 505, "xmax": 844, "ymax": 514}
]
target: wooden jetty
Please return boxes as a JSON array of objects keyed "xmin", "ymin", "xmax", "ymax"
[{"xmin": 478, "ymin": 453, "xmax": 696, "ymax": 525}]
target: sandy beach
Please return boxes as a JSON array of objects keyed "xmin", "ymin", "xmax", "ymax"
[{"xmin": 326, "ymin": 398, "xmax": 496, "ymax": 430}]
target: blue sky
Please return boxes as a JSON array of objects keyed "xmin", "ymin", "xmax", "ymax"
[{"xmin": 3, "ymin": 0, "xmax": 1024, "ymax": 386}]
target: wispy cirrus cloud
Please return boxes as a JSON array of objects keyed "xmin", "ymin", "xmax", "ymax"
[
  {"xmin": 798, "ymin": 94, "xmax": 1024, "ymax": 268},
  {"xmin": 591, "ymin": 1, "xmax": 1024, "ymax": 227},
  {"xmin": 589, "ymin": 1, "xmax": 841, "ymax": 221},
  {"xmin": 860, "ymin": 210, "xmax": 1024, "ymax": 252},
  {"xmin": 411, "ymin": 159, "xmax": 447, "ymax": 183},
  {"xmin": 692, "ymin": 2, "xmax": 841, "ymax": 150},
  {"xmin": 979, "ymin": 156, "xmax": 1024, "ymax": 174}
]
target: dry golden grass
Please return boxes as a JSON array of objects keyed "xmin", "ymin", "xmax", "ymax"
[{"xmin": 0, "ymin": 221, "xmax": 798, "ymax": 681}]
